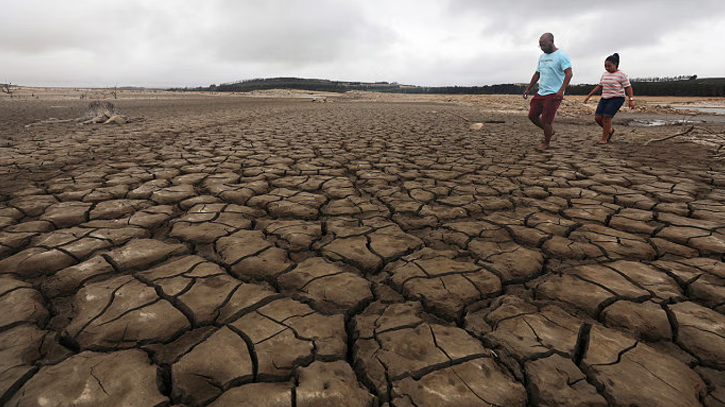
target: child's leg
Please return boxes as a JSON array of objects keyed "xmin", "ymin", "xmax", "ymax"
[{"xmin": 600, "ymin": 116, "xmax": 613, "ymax": 143}]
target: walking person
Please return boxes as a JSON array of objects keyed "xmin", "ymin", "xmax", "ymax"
[
  {"xmin": 583, "ymin": 53, "xmax": 635, "ymax": 144},
  {"xmin": 524, "ymin": 32, "xmax": 573, "ymax": 151}
]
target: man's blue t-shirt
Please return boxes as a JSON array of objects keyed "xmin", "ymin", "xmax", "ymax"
[{"xmin": 537, "ymin": 50, "xmax": 572, "ymax": 96}]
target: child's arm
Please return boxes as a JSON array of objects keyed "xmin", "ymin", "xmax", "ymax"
[
  {"xmin": 583, "ymin": 85, "xmax": 602, "ymax": 103},
  {"xmin": 625, "ymin": 86, "xmax": 635, "ymax": 108}
]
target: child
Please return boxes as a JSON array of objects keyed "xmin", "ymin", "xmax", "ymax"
[{"xmin": 583, "ymin": 53, "xmax": 636, "ymax": 143}]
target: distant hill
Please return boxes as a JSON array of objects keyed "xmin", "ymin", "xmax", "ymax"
[{"xmin": 181, "ymin": 76, "xmax": 725, "ymax": 97}]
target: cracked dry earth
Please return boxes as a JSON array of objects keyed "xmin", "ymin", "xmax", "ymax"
[{"xmin": 1, "ymin": 95, "xmax": 725, "ymax": 407}]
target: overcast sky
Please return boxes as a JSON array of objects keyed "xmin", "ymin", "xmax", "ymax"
[{"xmin": 2, "ymin": 0, "xmax": 724, "ymax": 88}]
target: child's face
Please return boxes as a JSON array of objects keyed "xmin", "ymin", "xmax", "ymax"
[{"xmin": 605, "ymin": 61, "xmax": 617, "ymax": 73}]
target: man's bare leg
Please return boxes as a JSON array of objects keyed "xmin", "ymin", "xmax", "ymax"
[{"xmin": 529, "ymin": 115, "xmax": 554, "ymax": 150}]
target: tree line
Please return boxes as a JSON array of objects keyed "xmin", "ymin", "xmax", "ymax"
[{"xmin": 180, "ymin": 76, "xmax": 725, "ymax": 97}]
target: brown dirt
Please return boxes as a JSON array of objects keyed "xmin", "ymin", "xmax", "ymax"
[{"xmin": 1, "ymin": 90, "xmax": 724, "ymax": 407}]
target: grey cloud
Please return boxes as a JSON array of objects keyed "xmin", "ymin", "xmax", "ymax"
[
  {"xmin": 191, "ymin": 1, "xmax": 396, "ymax": 65},
  {"xmin": 447, "ymin": 0, "xmax": 725, "ymax": 50}
]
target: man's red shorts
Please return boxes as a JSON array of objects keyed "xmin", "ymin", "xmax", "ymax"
[{"xmin": 529, "ymin": 93, "xmax": 562, "ymax": 124}]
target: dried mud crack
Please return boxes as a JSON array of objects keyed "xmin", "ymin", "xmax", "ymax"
[{"xmin": 1, "ymin": 94, "xmax": 725, "ymax": 406}]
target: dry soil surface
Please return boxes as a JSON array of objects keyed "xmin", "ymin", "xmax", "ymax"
[{"xmin": 1, "ymin": 92, "xmax": 725, "ymax": 407}]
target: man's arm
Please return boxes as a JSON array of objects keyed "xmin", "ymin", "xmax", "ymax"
[
  {"xmin": 524, "ymin": 72, "xmax": 540, "ymax": 99},
  {"xmin": 555, "ymin": 68, "xmax": 573, "ymax": 100}
]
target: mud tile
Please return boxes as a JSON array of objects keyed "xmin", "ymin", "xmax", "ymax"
[
  {"xmin": 232, "ymin": 312, "xmax": 313, "ymax": 380},
  {"xmin": 263, "ymin": 219, "xmax": 322, "ymax": 251},
  {"xmin": 680, "ymin": 258, "xmax": 725, "ymax": 278},
  {"xmin": 322, "ymin": 236, "xmax": 382, "ymax": 274},
  {"xmin": 7, "ymin": 349, "xmax": 168, "ymax": 407},
  {"xmin": 388, "ymin": 255, "xmax": 500, "ymax": 320},
  {"xmin": 0, "ymin": 247, "xmax": 76, "ymax": 278},
  {"xmin": 525, "ymin": 212, "xmax": 577, "ymax": 236},
  {"xmin": 392, "ymin": 358, "xmax": 527, "ymax": 407},
  {"xmin": 582, "ymin": 325, "xmax": 706, "ymax": 407},
  {"xmin": 231, "ymin": 298, "xmax": 346, "ymax": 376},
  {"xmin": 534, "ymin": 273, "xmax": 616, "ymax": 316},
  {"xmin": 65, "ymin": 275, "xmax": 190, "ymax": 349},
  {"xmin": 649, "ymin": 237, "xmax": 700, "ymax": 258},
  {"xmin": 38, "ymin": 201, "xmax": 92, "ymax": 228},
  {"xmin": 127, "ymin": 205, "xmax": 174, "ymax": 228},
  {"xmin": 105, "ymin": 238, "xmax": 187, "ymax": 271},
  {"xmin": 606, "ymin": 260, "xmax": 684, "ymax": 301},
  {"xmin": 570, "ymin": 224, "xmax": 657, "ymax": 260},
  {"xmin": 0, "ymin": 277, "xmax": 49, "ymax": 330},
  {"xmin": 150, "ymin": 184, "xmax": 197, "ymax": 204},
  {"xmin": 368, "ymin": 225, "xmax": 423, "ymax": 261},
  {"xmin": 210, "ymin": 382, "xmax": 293, "ymax": 407},
  {"xmin": 42, "ymin": 255, "xmax": 116, "ymax": 297},
  {"xmin": 689, "ymin": 233, "xmax": 725, "ymax": 255},
  {"xmin": 82, "ymin": 185, "xmax": 130, "ymax": 203},
  {"xmin": 472, "ymin": 298, "xmax": 581, "ymax": 360},
  {"xmin": 694, "ymin": 366, "xmax": 725, "ymax": 407},
  {"xmin": 278, "ymin": 257, "xmax": 372, "ymax": 313},
  {"xmin": 8, "ymin": 195, "xmax": 59, "ymax": 217},
  {"xmin": 669, "ymin": 301, "xmax": 725, "ymax": 369},
  {"xmin": 170, "ymin": 221, "xmax": 236, "ymax": 244},
  {"xmin": 295, "ymin": 361, "xmax": 375, "ymax": 407},
  {"xmin": 470, "ymin": 240, "xmax": 544, "ymax": 283},
  {"xmin": 353, "ymin": 300, "xmax": 498, "ymax": 401},
  {"xmin": 179, "ymin": 194, "xmax": 222, "ymax": 210},
  {"xmin": 138, "ymin": 255, "xmax": 240, "ymax": 324},
  {"xmin": 525, "ymin": 355, "xmax": 607, "ymax": 407},
  {"xmin": 89, "ymin": 199, "xmax": 151, "ymax": 220},
  {"xmin": 0, "ymin": 325, "xmax": 68, "ymax": 401},
  {"xmin": 127, "ymin": 179, "xmax": 171, "ymax": 199},
  {"xmin": 217, "ymin": 230, "xmax": 292, "ymax": 280},
  {"xmin": 601, "ymin": 300, "xmax": 672, "ymax": 342},
  {"xmin": 172, "ymin": 326, "xmax": 254, "ymax": 405},
  {"xmin": 283, "ymin": 311, "xmax": 346, "ymax": 360}
]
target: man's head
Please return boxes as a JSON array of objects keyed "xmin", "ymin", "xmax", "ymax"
[{"xmin": 539, "ymin": 33, "xmax": 556, "ymax": 54}]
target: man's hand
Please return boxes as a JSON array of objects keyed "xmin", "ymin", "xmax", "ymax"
[
  {"xmin": 523, "ymin": 90, "xmax": 529, "ymax": 99},
  {"xmin": 554, "ymin": 90, "xmax": 564, "ymax": 101}
]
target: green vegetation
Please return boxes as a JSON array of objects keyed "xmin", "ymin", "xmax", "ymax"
[{"xmin": 183, "ymin": 76, "xmax": 725, "ymax": 97}]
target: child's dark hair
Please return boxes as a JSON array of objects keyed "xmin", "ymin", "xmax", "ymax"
[{"xmin": 606, "ymin": 53, "xmax": 620, "ymax": 68}]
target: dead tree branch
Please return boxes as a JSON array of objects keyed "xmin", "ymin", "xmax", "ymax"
[{"xmin": 644, "ymin": 125, "xmax": 695, "ymax": 145}]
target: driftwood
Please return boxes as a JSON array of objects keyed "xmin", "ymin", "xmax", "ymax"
[
  {"xmin": 25, "ymin": 101, "xmax": 142, "ymax": 128},
  {"xmin": 644, "ymin": 125, "xmax": 695, "ymax": 145}
]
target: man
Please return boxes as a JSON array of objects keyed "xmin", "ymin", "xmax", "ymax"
[{"xmin": 524, "ymin": 33, "xmax": 573, "ymax": 151}]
